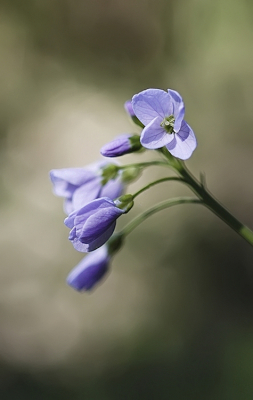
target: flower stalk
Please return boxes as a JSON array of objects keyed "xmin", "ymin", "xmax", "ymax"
[
  {"xmin": 121, "ymin": 197, "xmax": 202, "ymax": 237},
  {"xmin": 161, "ymin": 153, "xmax": 253, "ymax": 246}
]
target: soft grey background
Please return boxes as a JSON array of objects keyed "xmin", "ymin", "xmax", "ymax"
[{"xmin": 1, "ymin": 1, "xmax": 253, "ymax": 398}]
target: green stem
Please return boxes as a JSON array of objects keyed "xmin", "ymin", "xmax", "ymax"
[
  {"xmin": 171, "ymin": 158, "xmax": 253, "ymax": 246},
  {"xmin": 120, "ymin": 161, "xmax": 170, "ymax": 170},
  {"xmin": 121, "ymin": 197, "xmax": 202, "ymax": 236},
  {"xmin": 132, "ymin": 177, "xmax": 186, "ymax": 199}
]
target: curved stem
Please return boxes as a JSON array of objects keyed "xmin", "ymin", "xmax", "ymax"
[
  {"xmin": 120, "ymin": 161, "xmax": 170, "ymax": 170},
  {"xmin": 164, "ymin": 155, "xmax": 253, "ymax": 247},
  {"xmin": 121, "ymin": 197, "xmax": 202, "ymax": 237},
  {"xmin": 132, "ymin": 176, "xmax": 186, "ymax": 199}
]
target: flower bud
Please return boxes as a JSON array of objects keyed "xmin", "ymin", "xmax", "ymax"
[
  {"xmin": 100, "ymin": 134, "xmax": 142, "ymax": 158},
  {"xmin": 67, "ymin": 246, "xmax": 110, "ymax": 291},
  {"xmin": 124, "ymin": 100, "xmax": 144, "ymax": 128},
  {"xmin": 114, "ymin": 194, "xmax": 134, "ymax": 213},
  {"xmin": 121, "ymin": 166, "xmax": 141, "ymax": 183}
]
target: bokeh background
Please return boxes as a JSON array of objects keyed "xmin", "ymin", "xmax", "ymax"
[{"xmin": 1, "ymin": 0, "xmax": 253, "ymax": 398}]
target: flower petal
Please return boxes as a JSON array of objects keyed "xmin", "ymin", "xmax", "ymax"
[
  {"xmin": 71, "ymin": 177, "xmax": 101, "ymax": 211},
  {"xmin": 79, "ymin": 205, "xmax": 123, "ymax": 243},
  {"xmin": 140, "ymin": 117, "xmax": 174, "ymax": 149},
  {"xmin": 50, "ymin": 168, "xmax": 95, "ymax": 197},
  {"xmin": 132, "ymin": 89, "xmax": 173, "ymax": 125},
  {"xmin": 167, "ymin": 89, "xmax": 185, "ymax": 132},
  {"xmin": 72, "ymin": 223, "xmax": 116, "ymax": 252},
  {"xmin": 83, "ymin": 223, "xmax": 116, "ymax": 251},
  {"xmin": 100, "ymin": 178, "xmax": 125, "ymax": 200},
  {"xmin": 166, "ymin": 120, "xmax": 197, "ymax": 160},
  {"xmin": 68, "ymin": 198, "xmax": 123, "ymax": 243},
  {"xmin": 66, "ymin": 246, "xmax": 109, "ymax": 291},
  {"xmin": 124, "ymin": 100, "xmax": 135, "ymax": 118}
]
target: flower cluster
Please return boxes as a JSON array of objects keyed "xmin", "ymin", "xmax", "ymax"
[{"xmin": 50, "ymin": 88, "xmax": 197, "ymax": 292}]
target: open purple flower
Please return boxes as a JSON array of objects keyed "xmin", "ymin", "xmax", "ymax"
[
  {"xmin": 50, "ymin": 161, "xmax": 124, "ymax": 214},
  {"xmin": 64, "ymin": 197, "xmax": 129, "ymax": 252},
  {"xmin": 67, "ymin": 245, "xmax": 110, "ymax": 291},
  {"xmin": 132, "ymin": 88, "xmax": 197, "ymax": 160},
  {"xmin": 100, "ymin": 134, "xmax": 141, "ymax": 157}
]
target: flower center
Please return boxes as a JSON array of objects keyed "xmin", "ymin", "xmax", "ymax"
[{"xmin": 160, "ymin": 115, "xmax": 175, "ymax": 134}]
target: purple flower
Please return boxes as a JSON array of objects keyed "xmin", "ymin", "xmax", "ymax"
[
  {"xmin": 64, "ymin": 197, "xmax": 128, "ymax": 252},
  {"xmin": 100, "ymin": 134, "xmax": 141, "ymax": 157},
  {"xmin": 50, "ymin": 161, "xmax": 124, "ymax": 214},
  {"xmin": 67, "ymin": 245, "xmax": 110, "ymax": 291},
  {"xmin": 132, "ymin": 88, "xmax": 197, "ymax": 160}
]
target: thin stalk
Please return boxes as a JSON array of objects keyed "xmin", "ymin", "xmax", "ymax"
[
  {"xmin": 119, "ymin": 161, "xmax": 170, "ymax": 170},
  {"xmin": 167, "ymin": 156, "xmax": 253, "ymax": 246},
  {"xmin": 132, "ymin": 177, "xmax": 186, "ymax": 199},
  {"xmin": 121, "ymin": 197, "xmax": 202, "ymax": 237}
]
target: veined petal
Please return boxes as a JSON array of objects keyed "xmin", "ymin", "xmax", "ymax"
[
  {"xmin": 166, "ymin": 120, "xmax": 197, "ymax": 160},
  {"xmin": 132, "ymin": 89, "xmax": 173, "ymax": 125},
  {"xmin": 72, "ymin": 223, "xmax": 116, "ymax": 252},
  {"xmin": 79, "ymin": 206, "xmax": 123, "ymax": 243},
  {"xmin": 81, "ymin": 223, "xmax": 116, "ymax": 251},
  {"xmin": 168, "ymin": 89, "xmax": 185, "ymax": 132},
  {"xmin": 140, "ymin": 117, "xmax": 174, "ymax": 149}
]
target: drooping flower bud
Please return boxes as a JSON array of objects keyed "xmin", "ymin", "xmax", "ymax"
[
  {"xmin": 67, "ymin": 245, "xmax": 110, "ymax": 291},
  {"xmin": 64, "ymin": 197, "xmax": 127, "ymax": 252}
]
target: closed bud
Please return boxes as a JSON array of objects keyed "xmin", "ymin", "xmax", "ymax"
[
  {"xmin": 121, "ymin": 166, "xmax": 141, "ymax": 183},
  {"xmin": 100, "ymin": 134, "xmax": 142, "ymax": 158},
  {"xmin": 124, "ymin": 100, "xmax": 145, "ymax": 128},
  {"xmin": 114, "ymin": 194, "xmax": 134, "ymax": 213}
]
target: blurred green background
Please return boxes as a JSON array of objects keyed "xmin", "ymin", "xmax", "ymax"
[{"xmin": 1, "ymin": 0, "xmax": 253, "ymax": 398}]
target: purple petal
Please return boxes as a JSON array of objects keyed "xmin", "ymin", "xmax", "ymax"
[
  {"xmin": 100, "ymin": 178, "xmax": 124, "ymax": 200},
  {"xmin": 66, "ymin": 246, "xmax": 110, "ymax": 291},
  {"xmin": 50, "ymin": 168, "xmax": 95, "ymax": 197},
  {"xmin": 83, "ymin": 223, "xmax": 116, "ymax": 251},
  {"xmin": 132, "ymin": 89, "xmax": 173, "ymax": 126},
  {"xmin": 71, "ymin": 177, "xmax": 101, "ymax": 211},
  {"xmin": 71, "ymin": 237, "xmax": 90, "ymax": 252},
  {"xmin": 64, "ymin": 199, "xmax": 74, "ymax": 215},
  {"xmin": 166, "ymin": 120, "xmax": 197, "ymax": 160},
  {"xmin": 72, "ymin": 223, "xmax": 116, "ymax": 252},
  {"xmin": 69, "ymin": 198, "xmax": 123, "ymax": 243},
  {"xmin": 65, "ymin": 211, "xmax": 77, "ymax": 229},
  {"xmin": 78, "ymin": 205, "xmax": 123, "ymax": 243},
  {"xmin": 140, "ymin": 117, "xmax": 174, "ymax": 149},
  {"xmin": 100, "ymin": 134, "xmax": 132, "ymax": 157},
  {"xmin": 124, "ymin": 100, "xmax": 135, "ymax": 118},
  {"xmin": 167, "ymin": 89, "xmax": 185, "ymax": 132}
]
